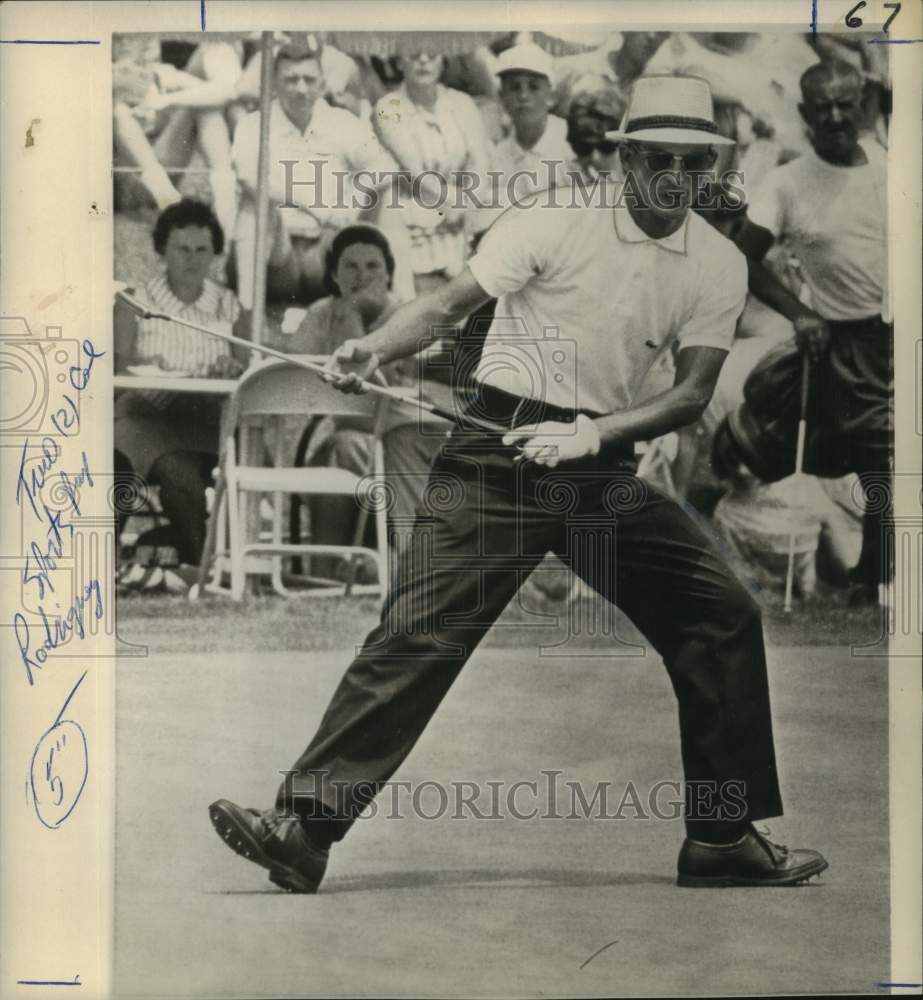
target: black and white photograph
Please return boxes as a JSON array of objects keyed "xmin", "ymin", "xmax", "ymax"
[{"xmin": 1, "ymin": 2, "xmax": 920, "ymax": 997}]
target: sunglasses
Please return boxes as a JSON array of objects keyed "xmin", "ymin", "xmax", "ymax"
[
  {"xmin": 630, "ymin": 146, "xmax": 719, "ymax": 172},
  {"xmin": 588, "ymin": 138, "xmax": 620, "ymax": 155}
]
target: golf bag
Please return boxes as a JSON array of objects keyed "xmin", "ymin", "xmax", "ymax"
[{"xmin": 713, "ymin": 339, "xmax": 852, "ymax": 484}]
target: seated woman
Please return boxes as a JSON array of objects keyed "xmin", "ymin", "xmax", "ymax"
[
  {"xmin": 285, "ymin": 224, "xmax": 453, "ymax": 579},
  {"xmin": 114, "ymin": 199, "xmax": 250, "ymax": 587}
]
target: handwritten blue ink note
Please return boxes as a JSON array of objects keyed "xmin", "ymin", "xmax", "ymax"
[
  {"xmin": 68, "ymin": 339, "xmax": 104, "ymax": 392},
  {"xmin": 16, "ymin": 976, "xmax": 81, "ymax": 987},
  {"xmin": 14, "ymin": 579, "xmax": 104, "ymax": 686},
  {"xmin": 29, "ymin": 672, "xmax": 89, "ymax": 829},
  {"xmin": 12, "ymin": 338, "xmax": 106, "ymax": 683}
]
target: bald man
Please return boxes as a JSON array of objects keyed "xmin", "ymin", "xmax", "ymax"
[{"xmin": 735, "ymin": 60, "xmax": 891, "ymax": 603}]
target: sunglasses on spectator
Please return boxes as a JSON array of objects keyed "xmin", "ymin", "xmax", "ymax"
[
  {"xmin": 589, "ymin": 139, "xmax": 620, "ymax": 155},
  {"xmin": 628, "ymin": 146, "xmax": 719, "ymax": 172}
]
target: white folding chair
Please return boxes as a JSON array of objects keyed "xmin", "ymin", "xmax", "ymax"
[{"xmin": 202, "ymin": 358, "xmax": 390, "ymax": 601}]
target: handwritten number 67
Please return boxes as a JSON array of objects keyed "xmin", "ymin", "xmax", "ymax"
[{"xmin": 844, "ymin": 1, "xmax": 902, "ymax": 31}]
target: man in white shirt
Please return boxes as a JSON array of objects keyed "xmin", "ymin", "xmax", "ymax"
[
  {"xmin": 734, "ymin": 59, "xmax": 891, "ymax": 601},
  {"xmin": 231, "ymin": 39, "xmax": 400, "ymax": 308},
  {"xmin": 210, "ymin": 76, "xmax": 827, "ymax": 893},
  {"xmin": 489, "ymin": 43, "xmax": 574, "ymax": 210}
]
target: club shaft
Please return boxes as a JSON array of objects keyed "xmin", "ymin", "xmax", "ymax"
[
  {"xmin": 117, "ymin": 291, "xmax": 507, "ymax": 432},
  {"xmin": 783, "ymin": 353, "xmax": 812, "ymax": 613}
]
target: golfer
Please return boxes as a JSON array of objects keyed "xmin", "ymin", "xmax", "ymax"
[{"xmin": 210, "ymin": 76, "xmax": 827, "ymax": 891}]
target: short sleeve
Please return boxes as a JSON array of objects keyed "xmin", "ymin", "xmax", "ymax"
[
  {"xmin": 467, "ymin": 206, "xmax": 559, "ymax": 298},
  {"xmin": 287, "ymin": 299, "xmax": 334, "ymax": 355},
  {"xmin": 747, "ymin": 167, "xmax": 789, "ymax": 238},
  {"xmin": 677, "ymin": 246, "xmax": 747, "ymax": 352}
]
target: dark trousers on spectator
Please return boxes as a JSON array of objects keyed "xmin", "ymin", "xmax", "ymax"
[
  {"xmin": 820, "ymin": 317, "xmax": 894, "ymax": 589},
  {"xmin": 277, "ymin": 388, "xmax": 785, "ymax": 844}
]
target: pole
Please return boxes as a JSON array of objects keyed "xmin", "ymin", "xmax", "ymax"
[{"xmin": 251, "ymin": 30, "xmax": 275, "ymax": 349}]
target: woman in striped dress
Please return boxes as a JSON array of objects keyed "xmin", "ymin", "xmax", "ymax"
[{"xmin": 114, "ymin": 199, "xmax": 250, "ymax": 573}]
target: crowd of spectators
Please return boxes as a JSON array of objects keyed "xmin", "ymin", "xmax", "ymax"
[{"xmin": 113, "ymin": 29, "xmax": 890, "ymax": 601}]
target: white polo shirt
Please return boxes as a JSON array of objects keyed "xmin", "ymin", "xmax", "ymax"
[
  {"xmin": 467, "ymin": 202, "xmax": 747, "ymax": 415},
  {"xmin": 747, "ymin": 138, "xmax": 888, "ymax": 322},
  {"xmin": 490, "ymin": 115, "xmax": 574, "ymax": 204},
  {"xmin": 232, "ymin": 98, "xmax": 397, "ymax": 241}
]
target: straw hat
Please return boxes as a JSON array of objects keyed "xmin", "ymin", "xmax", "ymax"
[{"xmin": 606, "ymin": 74, "xmax": 734, "ymax": 146}]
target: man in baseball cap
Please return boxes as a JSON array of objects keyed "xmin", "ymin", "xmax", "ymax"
[{"xmin": 488, "ymin": 42, "xmax": 574, "ymax": 209}]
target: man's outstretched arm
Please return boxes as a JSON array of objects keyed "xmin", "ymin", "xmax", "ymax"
[
  {"xmin": 324, "ymin": 268, "xmax": 491, "ymax": 389},
  {"xmin": 593, "ymin": 345, "xmax": 728, "ymax": 447},
  {"xmin": 505, "ymin": 346, "xmax": 729, "ymax": 469}
]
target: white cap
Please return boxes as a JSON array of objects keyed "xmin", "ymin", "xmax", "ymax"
[{"xmin": 496, "ymin": 43, "xmax": 554, "ymax": 83}]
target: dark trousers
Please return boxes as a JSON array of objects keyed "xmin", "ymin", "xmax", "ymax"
[
  {"xmin": 820, "ymin": 318, "xmax": 894, "ymax": 589},
  {"xmin": 277, "ymin": 396, "xmax": 784, "ymax": 842}
]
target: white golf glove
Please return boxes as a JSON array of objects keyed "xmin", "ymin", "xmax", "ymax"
[{"xmin": 502, "ymin": 414, "xmax": 601, "ymax": 467}]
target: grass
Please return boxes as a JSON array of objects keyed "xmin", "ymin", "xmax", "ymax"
[{"xmin": 116, "ymin": 576, "xmax": 886, "ymax": 656}]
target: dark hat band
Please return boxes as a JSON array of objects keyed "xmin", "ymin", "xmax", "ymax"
[{"xmin": 624, "ymin": 115, "xmax": 718, "ymax": 134}]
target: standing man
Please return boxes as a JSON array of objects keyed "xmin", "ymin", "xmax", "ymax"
[
  {"xmin": 210, "ymin": 76, "xmax": 827, "ymax": 892},
  {"xmin": 734, "ymin": 60, "xmax": 891, "ymax": 603}
]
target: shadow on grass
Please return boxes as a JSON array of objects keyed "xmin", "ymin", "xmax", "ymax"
[{"xmin": 207, "ymin": 866, "xmax": 676, "ymax": 896}]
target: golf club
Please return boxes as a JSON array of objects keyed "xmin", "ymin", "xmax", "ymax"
[
  {"xmin": 783, "ymin": 351, "xmax": 812, "ymax": 614},
  {"xmin": 116, "ymin": 289, "xmax": 512, "ymax": 436}
]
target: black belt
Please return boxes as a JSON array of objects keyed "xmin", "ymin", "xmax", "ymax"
[
  {"xmin": 458, "ymin": 381, "xmax": 602, "ymax": 431},
  {"xmin": 455, "ymin": 381, "xmax": 637, "ymax": 468}
]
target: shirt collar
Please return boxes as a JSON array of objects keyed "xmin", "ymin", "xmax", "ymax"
[
  {"xmin": 153, "ymin": 274, "xmax": 218, "ymax": 315},
  {"xmin": 272, "ymin": 96, "xmax": 332, "ymax": 138},
  {"xmin": 397, "ymin": 82, "xmax": 446, "ymax": 119},
  {"xmin": 530, "ymin": 116, "xmax": 567, "ymax": 157},
  {"xmin": 500, "ymin": 116, "xmax": 570, "ymax": 166},
  {"xmin": 613, "ymin": 203, "xmax": 688, "ymax": 254}
]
